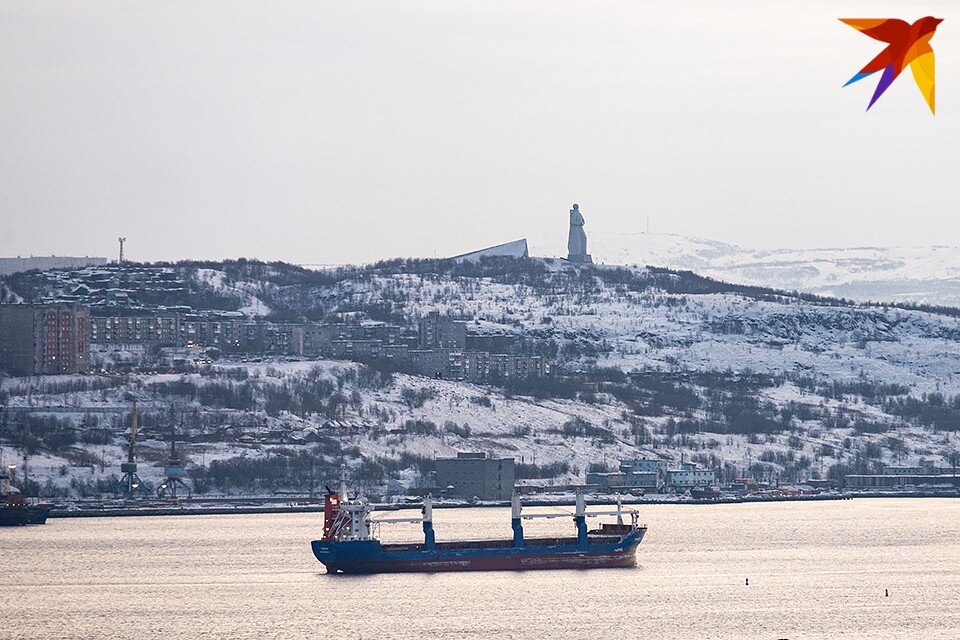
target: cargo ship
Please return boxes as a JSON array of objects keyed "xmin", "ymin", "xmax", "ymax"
[
  {"xmin": 1, "ymin": 469, "xmax": 50, "ymax": 526},
  {"xmin": 311, "ymin": 488, "xmax": 646, "ymax": 574}
]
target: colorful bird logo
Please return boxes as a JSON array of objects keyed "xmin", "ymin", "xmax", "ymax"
[{"xmin": 841, "ymin": 17, "xmax": 942, "ymax": 113}]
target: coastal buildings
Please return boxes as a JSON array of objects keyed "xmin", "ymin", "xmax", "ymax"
[
  {"xmin": 667, "ymin": 466, "xmax": 718, "ymax": 490},
  {"xmin": 0, "ymin": 304, "xmax": 90, "ymax": 375},
  {"xmin": 435, "ymin": 452, "xmax": 516, "ymax": 501},
  {"xmin": 586, "ymin": 457, "xmax": 717, "ymax": 493},
  {"xmin": 845, "ymin": 460, "xmax": 960, "ymax": 489}
]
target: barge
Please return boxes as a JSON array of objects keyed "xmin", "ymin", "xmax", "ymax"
[{"xmin": 311, "ymin": 488, "xmax": 646, "ymax": 574}]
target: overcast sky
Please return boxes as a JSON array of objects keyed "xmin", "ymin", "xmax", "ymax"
[{"xmin": 1, "ymin": 1, "xmax": 957, "ymax": 264}]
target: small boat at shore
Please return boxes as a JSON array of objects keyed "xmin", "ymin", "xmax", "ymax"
[
  {"xmin": 690, "ymin": 486, "xmax": 722, "ymax": 500},
  {"xmin": 1, "ymin": 470, "xmax": 51, "ymax": 527},
  {"xmin": 311, "ymin": 488, "xmax": 646, "ymax": 574}
]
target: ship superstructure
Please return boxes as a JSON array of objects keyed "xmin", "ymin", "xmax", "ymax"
[{"xmin": 1, "ymin": 468, "xmax": 50, "ymax": 526}]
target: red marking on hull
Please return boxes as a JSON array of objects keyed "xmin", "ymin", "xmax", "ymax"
[{"xmin": 328, "ymin": 549, "xmax": 638, "ymax": 574}]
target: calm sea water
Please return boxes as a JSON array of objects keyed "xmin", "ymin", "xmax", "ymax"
[{"xmin": 3, "ymin": 499, "xmax": 959, "ymax": 639}]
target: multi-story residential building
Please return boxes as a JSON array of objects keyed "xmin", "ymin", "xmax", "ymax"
[
  {"xmin": 464, "ymin": 332, "xmax": 519, "ymax": 354},
  {"xmin": 362, "ymin": 324, "xmax": 404, "ymax": 346},
  {"xmin": 461, "ymin": 351, "xmax": 548, "ymax": 384},
  {"xmin": 181, "ymin": 317, "xmax": 244, "ymax": 350},
  {"xmin": 462, "ymin": 350, "xmax": 491, "ymax": 383},
  {"xmin": 435, "ymin": 452, "xmax": 515, "ymax": 501},
  {"xmin": 240, "ymin": 322, "xmax": 304, "ymax": 355},
  {"xmin": 89, "ymin": 314, "xmax": 181, "ymax": 347},
  {"xmin": 379, "ymin": 343, "xmax": 412, "ymax": 367},
  {"xmin": 487, "ymin": 354, "xmax": 548, "ymax": 381},
  {"xmin": 302, "ymin": 324, "xmax": 339, "ymax": 357},
  {"xmin": 0, "ymin": 304, "xmax": 90, "ymax": 375},
  {"xmin": 409, "ymin": 349, "xmax": 463, "ymax": 380},
  {"xmin": 301, "ymin": 323, "xmax": 408, "ymax": 358},
  {"xmin": 277, "ymin": 324, "xmax": 305, "ymax": 356},
  {"xmin": 285, "ymin": 325, "xmax": 305, "ymax": 356},
  {"xmin": 330, "ymin": 338, "xmax": 383, "ymax": 361},
  {"xmin": 418, "ymin": 311, "xmax": 466, "ymax": 349}
]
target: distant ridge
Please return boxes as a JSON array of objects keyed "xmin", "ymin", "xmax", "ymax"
[
  {"xmin": 530, "ymin": 233, "xmax": 960, "ymax": 308},
  {"xmin": 0, "ymin": 256, "xmax": 108, "ymax": 276}
]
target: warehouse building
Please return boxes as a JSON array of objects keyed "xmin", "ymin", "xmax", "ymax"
[{"xmin": 435, "ymin": 452, "xmax": 515, "ymax": 501}]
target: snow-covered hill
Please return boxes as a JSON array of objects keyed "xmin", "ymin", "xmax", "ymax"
[
  {"xmin": 530, "ymin": 233, "xmax": 960, "ymax": 307},
  {"xmin": 4, "ymin": 257, "xmax": 960, "ymax": 497}
]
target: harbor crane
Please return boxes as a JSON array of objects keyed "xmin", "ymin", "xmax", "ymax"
[
  {"xmin": 157, "ymin": 423, "xmax": 191, "ymax": 500},
  {"xmin": 117, "ymin": 399, "xmax": 149, "ymax": 498}
]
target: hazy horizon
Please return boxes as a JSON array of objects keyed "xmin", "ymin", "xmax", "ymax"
[{"xmin": 2, "ymin": 1, "xmax": 958, "ymax": 264}]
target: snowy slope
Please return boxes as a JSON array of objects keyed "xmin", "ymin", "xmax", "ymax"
[
  {"xmin": 1, "ymin": 356, "xmax": 942, "ymax": 497},
  {"xmin": 354, "ymin": 266, "xmax": 960, "ymax": 395},
  {"xmin": 195, "ymin": 268, "xmax": 272, "ymax": 316},
  {"xmin": 530, "ymin": 233, "xmax": 960, "ymax": 307}
]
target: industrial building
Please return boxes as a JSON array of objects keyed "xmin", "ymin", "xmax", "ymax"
[
  {"xmin": 845, "ymin": 474, "xmax": 960, "ymax": 489},
  {"xmin": 667, "ymin": 467, "xmax": 717, "ymax": 490},
  {"xmin": 587, "ymin": 458, "xmax": 668, "ymax": 492},
  {"xmin": 435, "ymin": 452, "xmax": 515, "ymax": 501},
  {"xmin": 845, "ymin": 461, "xmax": 960, "ymax": 489},
  {"xmin": 587, "ymin": 458, "xmax": 716, "ymax": 493}
]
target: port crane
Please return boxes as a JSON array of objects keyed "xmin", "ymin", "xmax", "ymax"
[
  {"xmin": 156, "ymin": 423, "xmax": 191, "ymax": 500},
  {"xmin": 117, "ymin": 399, "xmax": 149, "ymax": 498}
]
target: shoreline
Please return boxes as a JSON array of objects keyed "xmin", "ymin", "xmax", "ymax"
[{"xmin": 45, "ymin": 490, "xmax": 959, "ymax": 519}]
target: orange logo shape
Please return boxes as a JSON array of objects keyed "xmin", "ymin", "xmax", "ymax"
[{"xmin": 841, "ymin": 17, "xmax": 942, "ymax": 113}]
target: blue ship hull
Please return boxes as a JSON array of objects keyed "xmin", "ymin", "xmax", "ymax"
[
  {"xmin": 312, "ymin": 529, "xmax": 645, "ymax": 574},
  {"xmin": 0, "ymin": 505, "xmax": 50, "ymax": 526}
]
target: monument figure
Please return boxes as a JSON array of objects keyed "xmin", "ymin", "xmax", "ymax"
[{"xmin": 566, "ymin": 203, "xmax": 592, "ymax": 263}]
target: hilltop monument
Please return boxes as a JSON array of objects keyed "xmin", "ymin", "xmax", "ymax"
[{"xmin": 566, "ymin": 203, "xmax": 592, "ymax": 263}]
